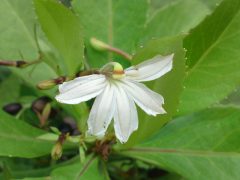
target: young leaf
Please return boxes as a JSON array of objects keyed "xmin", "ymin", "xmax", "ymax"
[
  {"xmin": 0, "ymin": 110, "xmax": 53, "ymax": 158},
  {"xmin": 179, "ymin": 0, "xmax": 240, "ymax": 114},
  {"xmin": 124, "ymin": 107, "xmax": 240, "ymax": 179},
  {"xmin": 72, "ymin": 0, "xmax": 148, "ymax": 67},
  {"xmin": 124, "ymin": 35, "xmax": 185, "ymax": 146},
  {"xmin": 34, "ymin": 0, "xmax": 84, "ymax": 75}
]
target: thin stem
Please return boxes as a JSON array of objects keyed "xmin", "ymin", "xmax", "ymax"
[
  {"xmin": 90, "ymin": 37, "xmax": 132, "ymax": 61},
  {"xmin": 37, "ymin": 69, "xmax": 100, "ymax": 90},
  {"xmin": 0, "ymin": 26, "xmax": 43, "ymax": 69},
  {"xmin": 107, "ymin": 46, "xmax": 132, "ymax": 61},
  {"xmin": 0, "ymin": 58, "xmax": 41, "ymax": 68}
]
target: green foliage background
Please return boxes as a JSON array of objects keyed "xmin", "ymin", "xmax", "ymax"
[{"xmin": 0, "ymin": 0, "xmax": 240, "ymax": 179}]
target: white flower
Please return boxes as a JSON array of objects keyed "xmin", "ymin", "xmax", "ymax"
[{"xmin": 56, "ymin": 54, "xmax": 174, "ymax": 143}]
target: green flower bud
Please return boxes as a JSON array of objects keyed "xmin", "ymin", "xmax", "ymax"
[
  {"xmin": 37, "ymin": 80, "xmax": 57, "ymax": 90},
  {"xmin": 51, "ymin": 142, "xmax": 62, "ymax": 160}
]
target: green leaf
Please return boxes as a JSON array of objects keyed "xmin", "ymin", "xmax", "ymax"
[
  {"xmin": 72, "ymin": 0, "xmax": 148, "ymax": 67},
  {"xmin": 0, "ymin": 72, "xmax": 21, "ymax": 107},
  {"xmin": 199, "ymin": 0, "xmax": 223, "ymax": 10},
  {"xmin": 179, "ymin": 0, "xmax": 240, "ymax": 114},
  {"xmin": 0, "ymin": 0, "xmax": 38, "ymax": 60},
  {"xmin": 124, "ymin": 107, "xmax": 240, "ymax": 179},
  {"xmin": 22, "ymin": 178, "xmax": 47, "ymax": 180},
  {"xmin": 0, "ymin": 0, "xmax": 58, "ymax": 90},
  {"xmin": 13, "ymin": 63, "xmax": 57, "ymax": 96},
  {"xmin": 124, "ymin": 35, "xmax": 185, "ymax": 146},
  {"xmin": 51, "ymin": 157, "xmax": 105, "ymax": 180},
  {"xmin": 0, "ymin": 110, "xmax": 53, "ymax": 158},
  {"xmin": 141, "ymin": 0, "xmax": 211, "ymax": 43},
  {"xmin": 221, "ymin": 86, "xmax": 240, "ymax": 106},
  {"xmin": 34, "ymin": 0, "xmax": 84, "ymax": 75}
]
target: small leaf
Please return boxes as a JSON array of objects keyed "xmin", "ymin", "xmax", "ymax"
[
  {"xmin": 34, "ymin": 0, "xmax": 84, "ymax": 75},
  {"xmin": 50, "ymin": 127, "xmax": 61, "ymax": 135},
  {"xmin": 37, "ymin": 133, "xmax": 58, "ymax": 141},
  {"xmin": 79, "ymin": 146, "xmax": 86, "ymax": 164}
]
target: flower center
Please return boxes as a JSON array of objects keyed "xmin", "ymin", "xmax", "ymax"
[
  {"xmin": 101, "ymin": 62, "xmax": 125, "ymax": 79},
  {"xmin": 112, "ymin": 62, "xmax": 125, "ymax": 79}
]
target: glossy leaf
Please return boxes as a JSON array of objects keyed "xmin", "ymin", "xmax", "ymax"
[
  {"xmin": 34, "ymin": 0, "xmax": 84, "ymax": 75},
  {"xmin": 124, "ymin": 107, "xmax": 240, "ymax": 179},
  {"xmin": 179, "ymin": 0, "xmax": 240, "ymax": 114}
]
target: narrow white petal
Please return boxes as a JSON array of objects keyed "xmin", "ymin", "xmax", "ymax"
[
  {"xmin": 87, "ymin": 82, "xmax": 115, "ymax": 137},
  {"xmin": 121, "ymin": 80, "xmax": 166, "ymax": 116},
  {"xmin": 125, "ymin": 54, "xmax": 174, "ymax": 82},
  {"xmin": 55, "ymin": 74, "xmax": 106, "ymax": 104},
  {"xmin": 114, "ymin": 85, "xmax": 138, "ymax": 143}
]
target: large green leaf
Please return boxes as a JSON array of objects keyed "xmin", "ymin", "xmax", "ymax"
[
  {"xmin": 34, "ymin": 0, "xmax": 84, "ymax": 75},
  {"xmin": 179, "ymin": 0, "xmax": 240, "ymax": 114},
  {"xmin": 124, "ymin": 107, "xmax": 240, "ymax": 179},
  {"xmin": 51, "ymin": 157, "xmax": 105, "ymax": 180},
  {"xmin": 0, "ymin": 0, "xmax": 57, "ymax": 91},
  {"xmin": 124, "ymin": 35, "xmax": 185, "ymax": 146},
  {"xmin": 0, "ymin": 156, "xmax": 81, "ymax": 179},
  {"xmin": 0, "ymin": 0, "xmax": 38, "ymax": 60},
  {"xmin": 0, "ymin": 110, "xmax": 53, "ymax": 158},
  {"xmin": 141, "ymin": 0, "xmax": 211, "ymax": 43},
  {"xmin": 72, "ymin": 0, "xmax": 148, "ymax": 67}
]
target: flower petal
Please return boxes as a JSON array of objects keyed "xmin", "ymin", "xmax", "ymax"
[
  {"xmin": 114, "ymin": 85, "xmax": 138, "ymax": 143},
  {"xmin": 121, "ymin": 80, "xmax": 166, "ymax": 116},
  {"xmin": 55, "ymin": 74, "xmax": 106, "ymax": 104},
  {"xmin": 125, "ymin": 54, "xmax": 174, "ymax": 82},
  {"xmin": 87, "ymin": 82, "xmax": 115, "ymax": 137}
]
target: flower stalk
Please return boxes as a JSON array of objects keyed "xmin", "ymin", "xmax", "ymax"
[{"xmin": 90, "ymin": 37, "xmax": 132, "ymax": 61}]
